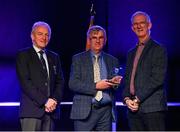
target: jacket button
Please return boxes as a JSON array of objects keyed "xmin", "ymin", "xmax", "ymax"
[{"xmin": 45, "ymin": 82, "xmax": 48, "ymax": 86}]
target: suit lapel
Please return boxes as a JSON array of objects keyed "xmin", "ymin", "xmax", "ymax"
[
  {"xmin": 46, "ymin": 51, "xmax": 53, "ymax": 80},
  {"xmin": 85, "ymin": 51, "xmax": 94, "ymax": 81},
  {"xmin": 137, "ymin": 39, "xmax": 153, "ymax": 67}
]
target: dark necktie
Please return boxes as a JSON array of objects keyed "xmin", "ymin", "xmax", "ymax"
[{"xmin": 39, "ymin": 50, "xmax": 48, "ymax": 77}]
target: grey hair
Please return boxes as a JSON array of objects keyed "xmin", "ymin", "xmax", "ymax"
[
  {"xmin": 131, "ymin": 11, "xmax": 151, "ymax": 24},
  {"xmin": 31, "ymin": 21, "xmax": 51, "ymax": 39},
  {"xmin": 87, "ymin": 25, "xmax": 107, "ymax": 39}
]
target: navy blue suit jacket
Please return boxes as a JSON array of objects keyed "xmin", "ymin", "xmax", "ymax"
[
  {"xmin": 69, "ymin": 50, "xmax": 120, "ymax": 120},
  {"xmin": 122, "ymin": 38, "xmax": 168, "ymax": 113},
  {"xmin": 16, "ymin": 47, "xmax": 64, "ymax": 119}
]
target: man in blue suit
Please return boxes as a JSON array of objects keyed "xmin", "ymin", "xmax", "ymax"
[
  {"xmin": 122, "ymin": 11, "xmax": 167, "ymax": 131},
  {"xmin": 16, "ymin": 21, "xmax": 64, "ymax": 131},
  {"xmin": 69, "ymin": 25, "xmax": 122, "ymax": 131}
]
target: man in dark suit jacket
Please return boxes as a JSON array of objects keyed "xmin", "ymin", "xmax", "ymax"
[
  {"xmin": 16, "ymin": 21, "xmax": 64, "ymax": 131},
  {"xmin": 122, "ymin": 11, "xmax": 167, "ymax": 131},
  {"xmin": 69, "ymin": 25, "xmax": 122, "ymax": 131}
]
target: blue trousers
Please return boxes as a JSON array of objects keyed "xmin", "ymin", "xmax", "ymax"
[{"xmin": 74, "ymin": 105, "xmax": 112, "ymax": 131}]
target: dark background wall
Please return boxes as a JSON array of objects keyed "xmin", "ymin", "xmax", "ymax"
[
  {"xmin": 0, "ymin": 0, "xmax": 180, "ymax": 130},
  {"xmin": 0, "ymin": 0, "xmax": 108, "ymax": 102},
  {"xmin": 108, "ymin": 0, "xmax": 180, "ymax": 102}
]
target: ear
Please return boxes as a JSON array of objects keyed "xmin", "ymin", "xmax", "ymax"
[
  {"xmin": 148, "ymin": 22, "xmax": 152, "ymax": 30},
  {"xmin": 104, "ymin": 37, "xmax": 107, "ymax": 44},
  {"xmin": 86, "ymin": 37, "xmax": 91, "ymax": 48},
  {"xmin": 103, "ymin": 37, "xmax": 107, "ymax": 46},
  {"xmin": 31, "ymin": 33, "xmax": 34, "ymax": 41}
]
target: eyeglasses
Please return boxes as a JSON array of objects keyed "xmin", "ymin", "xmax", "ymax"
[
  {"xmin": 90, "ymin": 36, "xmax": 105, "ymax": 41},
  {"xmin": 132, "ymin": 21, "xmax": 147, "ymax": 28}
]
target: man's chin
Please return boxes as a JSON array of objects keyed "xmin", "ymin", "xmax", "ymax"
[
  {"xmin": 137, "ymin": 34, "xmax": 146, "ymax": 38},
  {"xmin": 39, "ymin": 44, "xmax": 47, "ymax": 49}
]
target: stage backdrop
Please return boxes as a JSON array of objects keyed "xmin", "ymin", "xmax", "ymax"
[
  {"xmin": 0, "ymin": 0, "xmax": 180, "ymax": 131},
  {"xmin": 108, "ymin": 0, "xmax": 180, "ymax": 102},
  {"xmin": 0, "ymin": 0, "xmax": 180, "ymax": 105}
]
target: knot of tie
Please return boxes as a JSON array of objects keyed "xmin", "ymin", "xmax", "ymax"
[
  {"xmin": 138, "ymin": 43, "xmax": 145, "ymax": 46},
  {"xmin": 39, "ymin": 50, "xmax": 45, "ymax": 55},
  {"xmin": 94, "ymin": 55, "xmax": 99, "ymax": 62}
]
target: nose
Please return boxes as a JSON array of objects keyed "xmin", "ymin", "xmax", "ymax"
[
  {"xmin": 137, "ymin": 24, "xmax": 142, "ymax": 28},
  {"xmin": 96, "ymin": 38, "xmax": 100, "ymax": 42},
  {"xmin": 42, "ymin": 34, "xmax": 46, "ymax": 39},
  {"xmin": 41, "ymin": 34, "xmax": 48, "ymax": 41}
]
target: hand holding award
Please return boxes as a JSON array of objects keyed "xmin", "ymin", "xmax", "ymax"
[{"xmin": 107, "ymin": 67, "xmax": 123, "ymax": 86}]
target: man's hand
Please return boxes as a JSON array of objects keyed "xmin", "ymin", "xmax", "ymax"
[
  {"xmin": 108, "ymin": 75, "xmax": 123, "ymax": 85},
  {"xmin": 45, "ymin": 98, "xmax": 57, "ymax": 113},
  {"xmin": 96, "ymin": 79, "xmax": 114, "ymax": 90},
  {"xmin": 125, "ymin": 98, "xmax": 139, "ymax": 112}
]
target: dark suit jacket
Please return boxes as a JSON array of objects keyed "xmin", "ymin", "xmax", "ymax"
[
  {"xmin": 122, "ymin": 38, "xmax": 168, "ymax": 113},
  {"xmin": 69, "ymin": 50, "xmax": 120, "ymax": 120},
  {"xmin": 16, "ymin": 47, "xmax": 64, "ymax": 119}
]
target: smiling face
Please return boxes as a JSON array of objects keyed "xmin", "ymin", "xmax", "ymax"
[
  {"xmin": 131, "ymin": 14, "xmax": 152, "ymax": 41},
  {"xmin": 89, "ymin": 30, "xmax": 106, "ymax": 54},
  {"xmin": 31, "ymin": 25, "xmax": 50, "ymax": 49}
]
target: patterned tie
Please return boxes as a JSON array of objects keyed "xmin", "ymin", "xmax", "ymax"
[
  {"xmin": 39, "ymin": 50, "xmax": 48, "ymax": 77},
  {"xmin": 94, "ymin": 55, "xmax": 103, "ymax": 101}
]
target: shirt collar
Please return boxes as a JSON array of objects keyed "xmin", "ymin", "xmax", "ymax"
[
  {"xmin": 137, "ymin": 36, "xmax": 151, "ymax": 46},
  {"xmin": 90, "ymin": 51, "xmax": 102, "ymax": 59},
  {"xmin": 33, "ymin": 45, "xmax": 45, "ymax": 53}
]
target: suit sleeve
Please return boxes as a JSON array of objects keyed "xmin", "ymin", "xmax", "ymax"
[
  {"xmin": 50, "ymin": 55, "xmax": 64, "ymax": 103},
  {"xmin": 69, "ymin": 56, "xmax": 97, "ymax": 96},
  {"xmin": 16, "ymin": 52, "xmax": 47, "ymax": 107},
  {"xmin": 136, "ymin": 46, "xmax": 168, "ymax": 102}
]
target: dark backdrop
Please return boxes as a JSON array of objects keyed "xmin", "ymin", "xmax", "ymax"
[
  {"xmin": 108, "ymin": 0, "xmax": 180, "ymax": 102},
  {"xmin": 0, "ymin": 0, "xmax": 108, "ymax": 102},
  {"xmin": 0, "ymin": 0, "xmax": 180, "ymax": 130},
  {"xmin": 1, "ymin": 0, "xmax": 180, "ymax": 102}
]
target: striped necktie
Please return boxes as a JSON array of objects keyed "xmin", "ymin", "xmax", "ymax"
[{"xmin": 39, "ymin": 50, "xmax": 48, "ymax": 77}]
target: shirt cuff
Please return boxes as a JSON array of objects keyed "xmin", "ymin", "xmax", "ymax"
[{"xmin": 123, "ymin": 97, "xmax": 130, "ymax": 104}]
